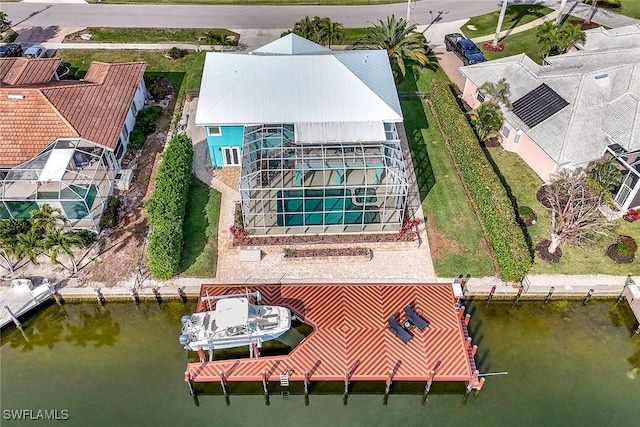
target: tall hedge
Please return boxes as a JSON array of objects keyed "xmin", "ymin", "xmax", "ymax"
[
  {"xmin": 144, "ymin": 133, "xmax": 194, "ymax": 279},
  {"xmin": 429, "ymin": 79, "xmax": 532, "ymax": 281}
]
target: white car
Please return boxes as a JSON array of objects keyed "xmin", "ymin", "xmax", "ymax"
[{"xmin": 23, "ymin": 45, "xmax": 47, "ymax": 59}]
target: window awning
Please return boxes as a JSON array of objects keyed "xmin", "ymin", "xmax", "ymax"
[{"xmin": 38, "ymin": 149, "xmax": 74, "ymax": 182}]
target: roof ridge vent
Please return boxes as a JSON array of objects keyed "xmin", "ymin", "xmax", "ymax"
[
  {"xmin": 595, "ymin": 73, "xmax": 609, "ymax": 80},
  {"xmin": 7, "ymin": 94, "xmax": 24, "ymax": 100}
]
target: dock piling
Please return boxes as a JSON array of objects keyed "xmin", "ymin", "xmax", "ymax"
[
  {"xmin": 262, "ymin": 372, "xmax": 268, "ymax": 394},
  {"xmin": 487, "ymin": 286, "xmax": 496, "ymax": 303},
  {"xmin": 471, "ymin": 345, "xmax": 478, "ymax": 356},
  {"xmin": 219, "ymin": 371, "xmax": 227, "ymax": 396},
  {"xmin": 464, "ymin": 313, "xmax": 471, "ymax": 326},
  {"xmin": 184, "ymin": 370, "xmax": 195, "ymax": 396},
  {"xmin": 424, "ymin": 369, "xmax": 435, "ymax": 396},
  {"xmin": 178, "ymin": 287, "xmax": 187, "ymax": 303},
  {"xmin": 515, "ymin": 287, "xmax": 523, "ymax": 303},
  {"xmin": 129, "ymin": 288, "xmax": 140, "ymax": 305},
  {"xmin": 94, "ymin": 289, "xmax": 106, "ymax": 306},
  {"xmin": 464, "ymin": 337, "xmax": 472, "ymax": 350},
  {"xmin": 583, "ymin": 289, "xmax": 594, "ymax": 305},
  {"xmin": 198, "ymin": 348, "xmax": 206, "ymax": 364},
  {"xmin": 152, "ymin": 288, "xmax": 162, "ymax": 305},
  {"xmin": 4, "ymin": 305, "xmax": 22, "ymax": 329},
  {"xmin": 457, "ymin": 305, "xmax": 466, "ymax": 319},
  {"xmin": 544, "ymin": 286, "xmax": 555, "ymax": 303}
]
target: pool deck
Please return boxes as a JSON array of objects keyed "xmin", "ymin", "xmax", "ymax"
[{"xmin": 186, "ymin": 283, "xmax": 479, "ymax": 388}]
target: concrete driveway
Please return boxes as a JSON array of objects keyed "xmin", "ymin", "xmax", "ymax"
[{"xmin": 435, "ymin": 47, "xmax": 467, "ymax": 91}]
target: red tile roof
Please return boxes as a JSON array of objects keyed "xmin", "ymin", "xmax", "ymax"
[
  {"xmin": 188, "ymin": 284, "xmax": 474, "ymax": 384},
  {"xmin": 42, "ymin": 62, "xmax": 146, "ymax": 150},
  {"xmin": 0, "ymin": 57, "xmax": 61, "ymax": 86},
  {"xmin": 0, "ymin": 62, "xmax": 146, "ymax": 167},
  {"xmin": 0, "ymin": 88, "xmax": 78, "ymax": 168}
]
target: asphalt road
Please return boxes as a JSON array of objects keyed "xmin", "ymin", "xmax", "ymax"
[{"xmin": 1, "ymin": 1, "xmax": 507, "ymax": 29}]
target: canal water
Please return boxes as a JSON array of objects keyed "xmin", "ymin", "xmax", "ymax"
[{"xmin": 1, "ymin": 298, "xmax": 639, "ymax": 426}]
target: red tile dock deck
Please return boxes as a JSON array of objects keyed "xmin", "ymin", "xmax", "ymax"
[{"xmin": 187, "ymin": 284, "xmax": 475, "ymax": 384}]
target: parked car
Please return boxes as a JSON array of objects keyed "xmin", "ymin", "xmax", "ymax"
[
  {"xmin": 444, "ymin": 33, "xmax": 486, "ymax": 66},
  {"xmin": 23, "ymin": 44, "xmax": 47, "ymax": 59},
  {"xmin": 0, "ymin": 44, "xmax": 24, "ymax": 58}
]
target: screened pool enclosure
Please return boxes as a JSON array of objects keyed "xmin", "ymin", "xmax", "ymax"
[
  {"xmin": 239, "ymin": 124, "xmax": 409, "ymax": 236},
  {"xmin": 0, "ymin": 138, "xmax": 118, "ymax": 230}
]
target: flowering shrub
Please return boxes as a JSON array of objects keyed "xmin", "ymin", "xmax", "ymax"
[
  {"xmin": 624, "ymin": 209, "xmax": 640, "ymax": 222},
  {"xmin": 230, "ymin": 224, "xmax": 249, "ymax": 244}
]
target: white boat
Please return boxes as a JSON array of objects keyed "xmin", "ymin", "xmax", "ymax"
[{"xmin": 179, "ymin": 291, "xmax": 291, "ymax": 351}]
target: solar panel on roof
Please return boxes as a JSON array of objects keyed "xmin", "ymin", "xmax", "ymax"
[{"xmin": 512, "ymin": 83, "xmax": 569, "ymax": 128}]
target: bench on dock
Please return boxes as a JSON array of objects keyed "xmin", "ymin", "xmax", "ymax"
[
  {"xmin": 404, "ymin": 305, "xmax": 430, "ymax": 331},
  {"xmin": 388, "ymin": 316, "xmax": 413, "ymax": 344}
]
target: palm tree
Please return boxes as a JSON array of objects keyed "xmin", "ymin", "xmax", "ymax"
[
  {"xmin": 537, "ymin": 21, "xmax": 562, "ymax": 58},
  {"xmin": 203, "ymin": 30, "xmax": 226, "ymax": 46},
  {"xmin": 0, "ymin": 219, "xmax": 29, "ymax": 273},
  {"xmin": 15, "ymin": 229, "xmax": 45, "ymax": 267},
  {"xmin": 30, "ymin": 205, "xmax": 67, "ymax": 236},
  {"xmin": 292, "ymin": 16, "xmax": 317, "ymax": 41},
  {"xmin": 493, "ymin": 0, "xmax": 509, "ymax": 48},
  {"xmin": 356, "ymin": 15, "xmax": 429, "ymax": 86},
  {"xmin": 319, "ymin": 18, "xmax": 344, "ymax": 48},
  {"xmin": 467, "ymin": 103, "xmax": 504, "ymax": 144},
  {"xmin": 559, "ymin": 22, "xmax": 586, "ymax": 50},
  {"xmin": 479, "ymin": 78, "xmax": 512, "ymax": 110},
  {"xmin": 44, "ymin": 228, "xmax": 83, "ymax": 274},
  {"xmin": 0, "ymin": 11, "xmax": 11, "ymax": 32}
]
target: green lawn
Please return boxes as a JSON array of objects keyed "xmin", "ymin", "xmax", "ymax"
[
  {"xmin": 179, "ymin": 177, "xmax": 222, "ymax": 277},
  {"xmin": 342, "ymin": 28, "xmax": 369, "ymax": 45},
  {"xmin": 64, "ymin": 28, "xmax": 238, "ymax": 44},
  {"xmin": 619, "ymin": 0, "xmax": 640, "ymax": 19},
  {"xmin": 464, "ymin": 5, "xmax": 553, "ymax": 38},
  {"xmin": 485, "ymin": 148, "xmax": 639, "ymax": 274},
  {"xmin": 400, "ymin": 64, "xmax": 494, "ymax": 277},
  {"xmin": 482, "ymin": 26, "xmax": 544, "ymax": 64},
  {"xmin": 57, "ymin": 49, "xmax": 206, "ymax": 100}
]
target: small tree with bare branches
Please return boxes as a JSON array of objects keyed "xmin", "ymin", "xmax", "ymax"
[{"xmin": 541, "ymin": 173, "xmax": 613, "ymax": 257}]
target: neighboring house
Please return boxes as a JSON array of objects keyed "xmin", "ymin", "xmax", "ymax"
[
  {"xmin": 459, "ymin": 41, "xmax": 640, "ymax": 210},
  {"xmin": 195, "ymin": 34, "xmax": 409, "ymax": 236},
  {"xmin": 571, "ymin": 24, "xmax": 640, "ymax": 51},
  {"xmin": 0, "ymin": 58, "xmax": 147, "ymax": 230}
]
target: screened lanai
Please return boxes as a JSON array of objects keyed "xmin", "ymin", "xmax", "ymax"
[
  {"xmin": 239, "ymin": 124, "xmax": 409, "ymax": 236},
  {"xmin": 0, "ymin": 138, "xmax": 118, "ymax": 230}
]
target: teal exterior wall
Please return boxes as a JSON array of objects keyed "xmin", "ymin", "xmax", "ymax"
[{"xmin": 206, "ymin": 126, "xmax": 245, "ymax": 167}]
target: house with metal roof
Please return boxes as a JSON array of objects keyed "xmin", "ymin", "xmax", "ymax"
[
  {"xmin": 195, "ymin": 34, "xmax": 409, "ymax": 236},
  {"xmin": 459, "ymin": 40, "xmax": 640, "ymax": 211},
  {"xmin": 0, "ymin": 59, "xmax": 147, "ymax": 230}
]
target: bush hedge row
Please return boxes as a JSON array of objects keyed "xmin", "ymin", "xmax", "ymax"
[
  {"xmin": 429, "ymin": 79, "xmax": 532, "ymax": 281},
  {"xmin": 144, "ymin": 133, "xmax": 194, "ymax": 279}
]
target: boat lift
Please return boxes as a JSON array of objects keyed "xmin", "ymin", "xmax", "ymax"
[{"xmin": 201, "ymin": 289, "xmax": 262, "ymax": 311}]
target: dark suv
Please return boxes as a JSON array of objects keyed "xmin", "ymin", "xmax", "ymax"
[
  {"xmin": 444, "ymin": 33, "xmax": 486, "ymax": 66},
  {"xmin": 0, "ymin": 44, "xmax": 24, "ymax": 58}
]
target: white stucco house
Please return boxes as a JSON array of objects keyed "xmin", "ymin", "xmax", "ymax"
[
  {"xmin": 0, "ymin": 58, "xmax": 147, "ymax": 230},
  {"xmin": 459, "ymin": 25, "xmax": 640, "ymax": 211}
]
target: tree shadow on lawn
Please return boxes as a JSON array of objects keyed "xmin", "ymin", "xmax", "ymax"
[
  {"xmin": 402, "ymin": 98, "xmax": 436, "ymax": 204},
  {"xmin": 179, "ymin": 177, "xmax": 218, "ymax": 275}
]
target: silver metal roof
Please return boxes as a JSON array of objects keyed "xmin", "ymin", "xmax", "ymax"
[{"xmin": 195, "ymin": 34, "xmax": 402, "ymax": 133}]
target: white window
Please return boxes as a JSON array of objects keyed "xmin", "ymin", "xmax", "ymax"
[
  {"xmin": 501, "ymin": 123, "xmax": 511, "ymax": 139},
  {"xmin": 476, "ymin": 91, "xmax": 486, "ymax": 103},
  {"xmin": 222, "ymin": 147, "xmax": 240, "ymax": 166},
  {"xmin": 207, "ymin": 126, "xmax": 222, "ymax": 136},
  {"xmin": 513, "ymin": 130, "xmax": 522, "ymax": 144},
  {"xmin": 122, "ymin": 126, "xmax": 129, "ymax": 141},
  {"xmin": 131, "ymin": 102, "xmax": 138, "ymax": 116}
]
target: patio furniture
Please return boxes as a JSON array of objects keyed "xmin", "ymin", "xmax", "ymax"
[
  {"xmin": 388, "ymin": 316, "xmax": 413, "ymax": 344},
  {"xmin": 404, "ymin": 305, "xmax": 430, "ymax": 331}
]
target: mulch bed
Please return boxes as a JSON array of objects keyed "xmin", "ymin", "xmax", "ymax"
[
  {"xmin": 518, "ymin": 213, "xmax": 537, "ymax": 227},
  {"xmin": 606, "ymin": 244, "xmax": 635, "ymax": 264},
  {"xmin": 536, "ymin": 239, "xmax": 562, "ymax": 263},
  {"xmin": 570, "ymin": 19, "xmax": 600, "ymax": 31},
  {"xmin": 483, "ymin": 42, "xmax": 504, "ymax": 52},
  {"xmin": 237, "ymin": 232, "xmax": 415, "ymax": 247},
  {"xmin": 536, "ymin": 186, "xmax": 552, "ymax": 209},
  {"xmin": 284, "ymin": 247, "xmax": 372, "ymax": 258}
]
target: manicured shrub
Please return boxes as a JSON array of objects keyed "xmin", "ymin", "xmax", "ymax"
[
  {"xmin": 429, "ymin": 79, "xmax": 533, "ymax": 281},
  {"xmin": 144, "ymin": 133, "xmax": 194, "ymax": 279},
  {"xmin": 127, "ymin": 106, "xmax": 163, "ymax": 152},
  {"xmin": 167, "ymin": 47, "xmax": 188, "ymax": 59},
  {"xmin": 99, "ymin": 196, "xmax": 120, "ymax": 229}
]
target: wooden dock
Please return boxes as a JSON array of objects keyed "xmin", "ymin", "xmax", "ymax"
[
  {"xmin": 0, "ymin": 280, "xmax": 53, "ymax": 328},
  {"xmin": 186, "ymin": 283, "xmax": 480, "ymax": 389}
]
